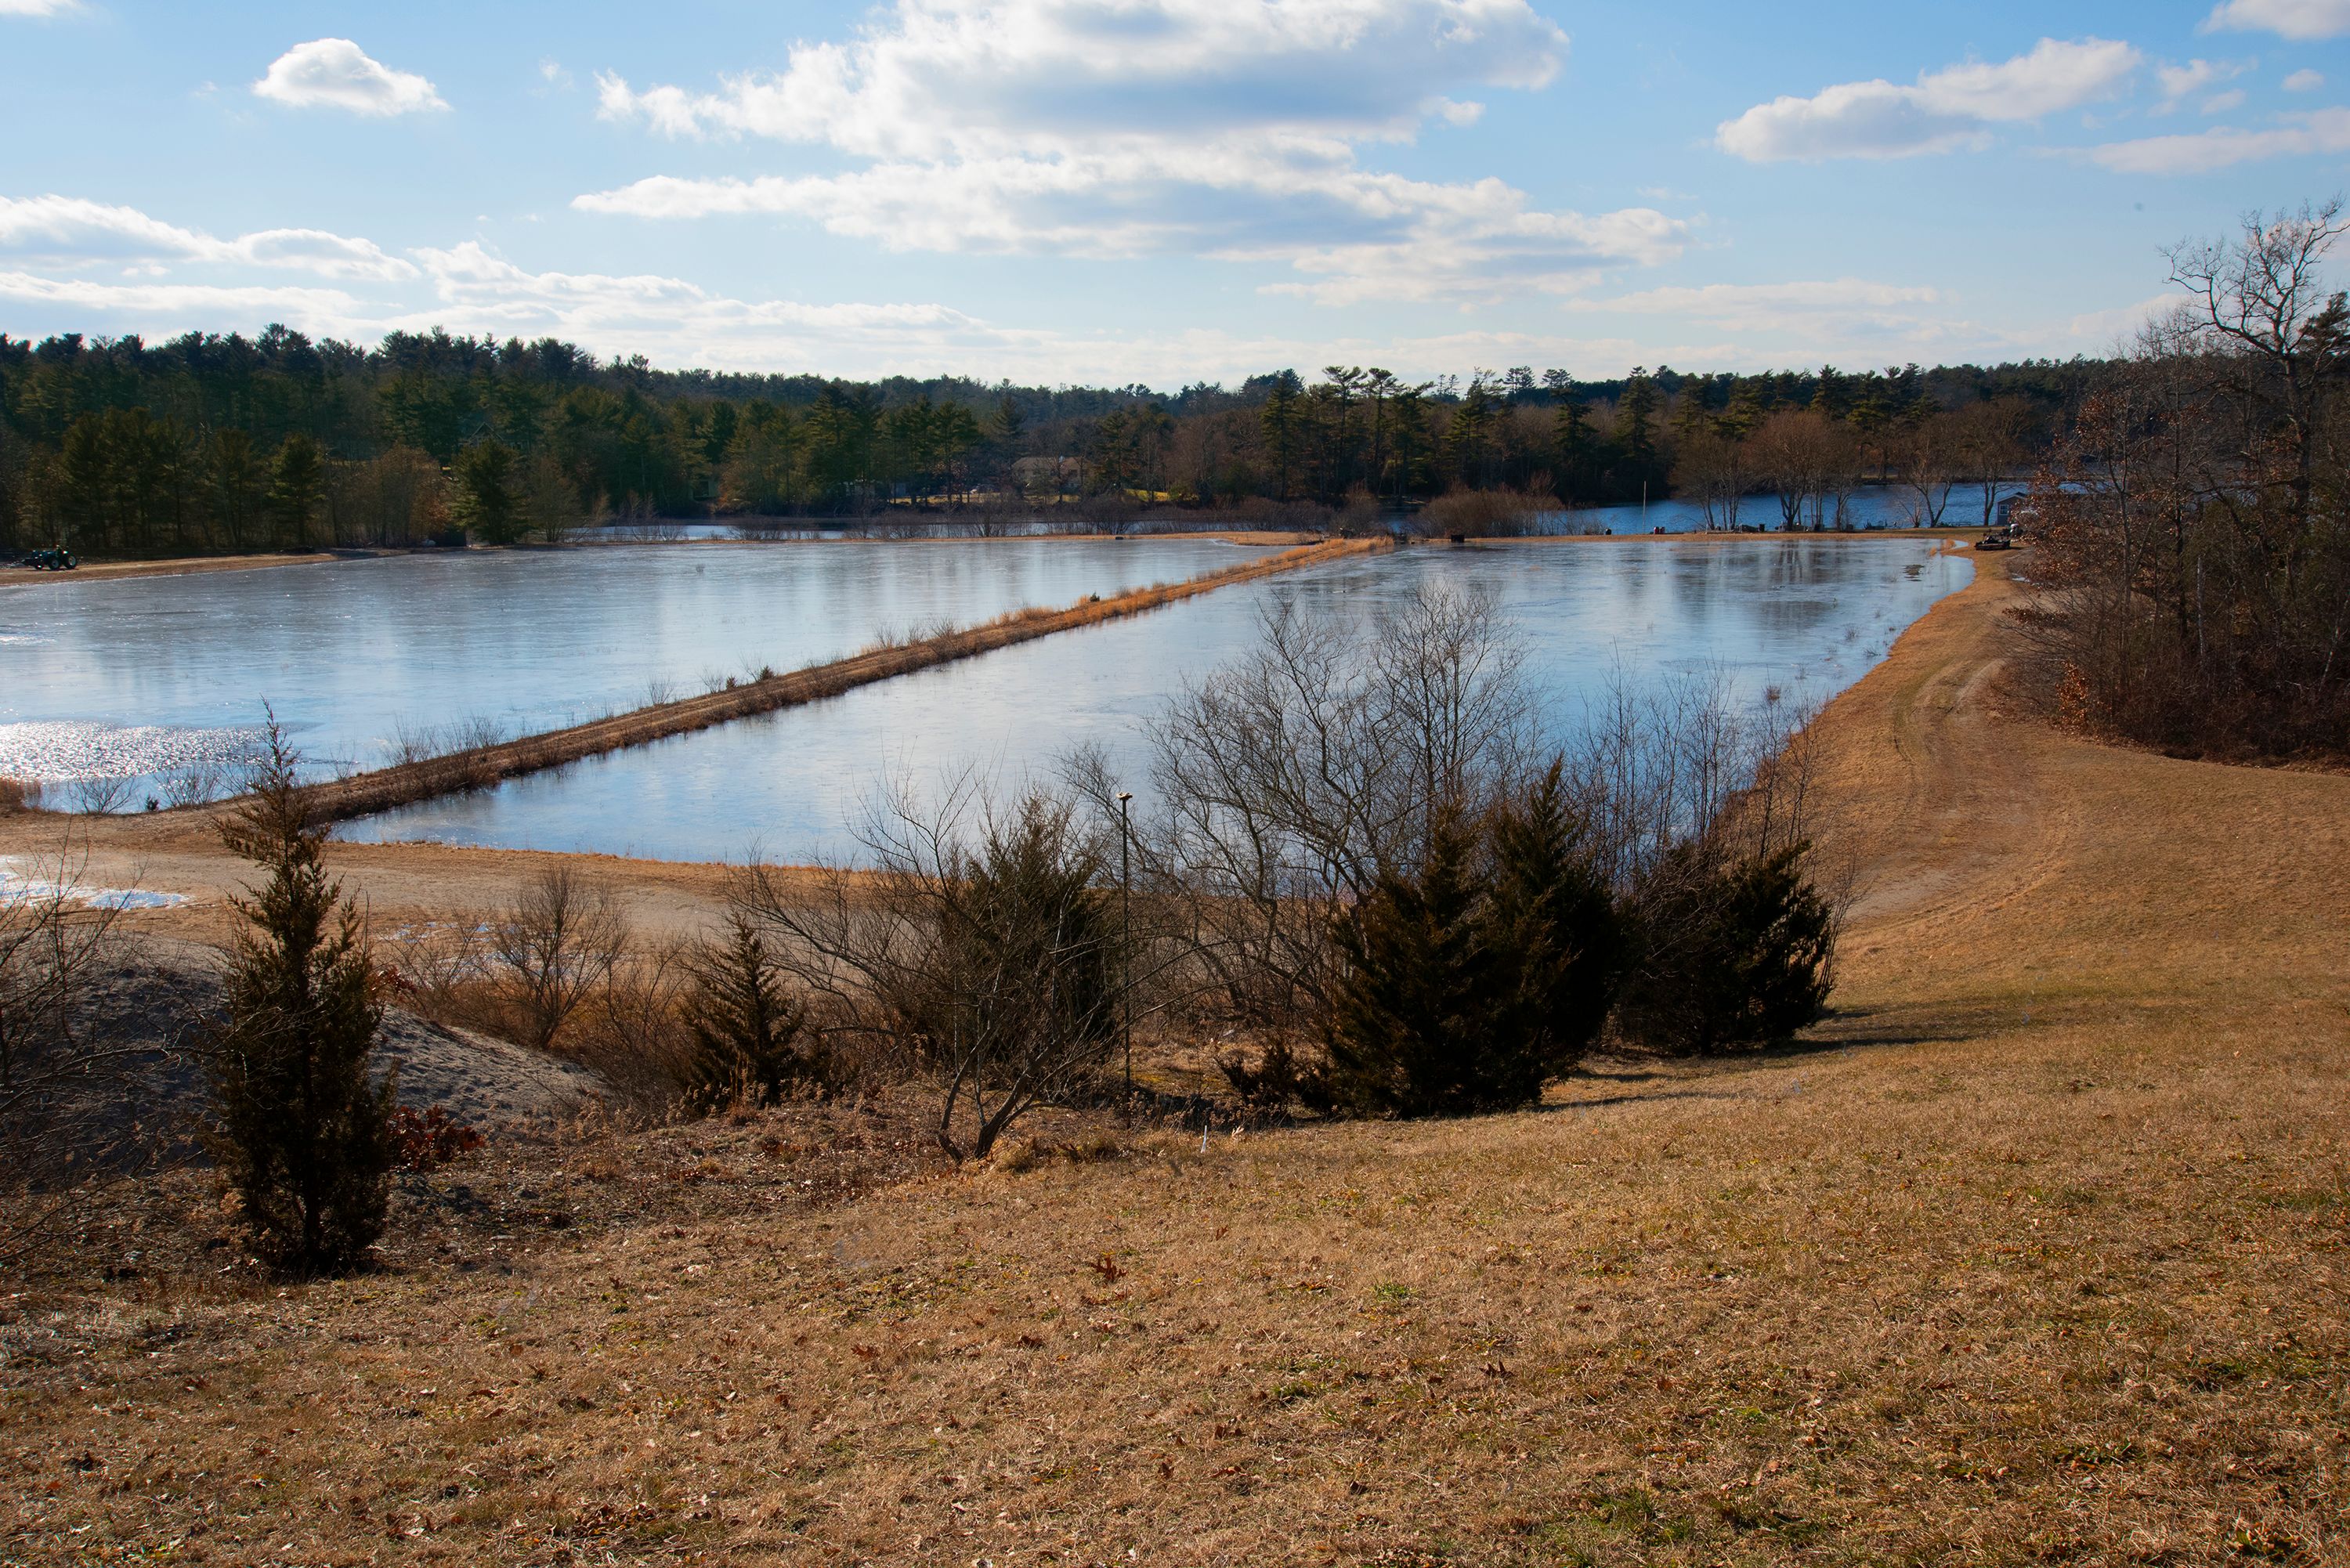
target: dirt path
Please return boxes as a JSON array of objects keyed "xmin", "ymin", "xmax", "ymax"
[{"xmin": 1813, "ymin": 546, "xmax": 2347, "ymax": 1025}]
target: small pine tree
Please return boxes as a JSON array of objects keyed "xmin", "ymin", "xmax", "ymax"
[
  {"xmin": 203, "ymin": 724, "xmax": 395, "ymax": 1272},
  {"xmin": 1325, "ymin": 810, "xmax": 1510, "ymax": 1117},
  {"xmin": 1323, "ymin": 770, "xmax": 1627, "ymax": 1118},
  {"xmin": 1487, "ymin": 761, "xmax": 1623, "ymax": 1075},
  {"xmin": 683, "ymin": 916, "xmax": 818, "ymax": 1107},
  {"xmin": 1617, "ymin": 842, "xmax": 1835, "ymax": 1054}
]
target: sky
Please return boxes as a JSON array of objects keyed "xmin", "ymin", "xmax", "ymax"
[{"xmin": 2, "ymin": 0, "xmax": 2346, "ymax": 388}]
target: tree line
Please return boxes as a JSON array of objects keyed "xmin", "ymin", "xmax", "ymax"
[
  {"xmin": 0, "ymin": 322, "xmax": 2110, "ymax": 558},
  {"xmin": 2021, "ymin": 200, "xmax": 2350, "ymax": 761}
]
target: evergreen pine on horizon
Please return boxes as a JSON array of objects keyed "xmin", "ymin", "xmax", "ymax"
[{"xmin": 203, "ymin": 723, "xmax": 395, "ymax": 1273}]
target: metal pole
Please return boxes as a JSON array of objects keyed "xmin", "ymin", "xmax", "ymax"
[{"xmin": 1118, "ymin": 791, "xmax": 1133, "ymax": 1102}]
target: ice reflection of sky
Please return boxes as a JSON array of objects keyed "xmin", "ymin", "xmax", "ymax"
[
  {"xmin": 0, "ymin": 538, "xmax": 1273, "ymax": 803},
  {"xmin": 349, "ymin": 539, "xmax": 1972, "ymax": 865}
]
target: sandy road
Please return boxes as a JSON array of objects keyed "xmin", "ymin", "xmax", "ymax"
[{"xmin": 1811, "ymin": 548, "xmax": 2348, "ymax": 1038}]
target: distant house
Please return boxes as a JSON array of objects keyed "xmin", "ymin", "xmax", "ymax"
[{"xmin": 1012, "ymin": 455, "xmax": 1080, "ymax": 497}]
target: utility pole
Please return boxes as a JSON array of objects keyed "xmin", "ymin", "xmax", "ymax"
[{"xmin": 1118, "ymin": 790, "xmax": 1133, "ymax": 1104}]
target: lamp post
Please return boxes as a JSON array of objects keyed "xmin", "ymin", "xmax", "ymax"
[{"xmin": 1118, "ymin": 790, "xmax": 1133, "ymax": 1103}]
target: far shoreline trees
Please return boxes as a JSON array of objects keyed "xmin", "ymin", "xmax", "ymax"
[
  {"xmin": 0, "ymin": 324, "xmax": 2099, "ymax": 558},
  {"xmin": 2020, "ymin": 200, "xmax": 2349, "ymax": 762}
]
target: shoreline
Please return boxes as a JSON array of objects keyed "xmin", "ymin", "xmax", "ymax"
[
  {"xmin": 0, "ymin": 534, "xmax": 1996, "ymax": 939},
  {"xmin": 0, "ymin": 524, "xmax": 1999, "ymax": 587}
]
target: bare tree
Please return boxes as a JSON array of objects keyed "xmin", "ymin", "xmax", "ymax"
[
  {"xmin": 0, "ymin": 839, "xmax": 138, "ymax": 1258},
  {"xmin": 1954, "ymin": 396, "xmax": 2034, "ymax": 528},
  {"xmin": 1673, "ymin": 428, "xmax": 1748, "ymax": 529},
  {"xmin": 1751, "ymin": 409, "xmax": 1835, "ymax": 530},
  {"xmin": 2167, "ymin": 196, "xmax": 2349, "ymax": 518},
  {"xmin": 1067, "ymin": 582, "xmax": 1535, "ymax": 1047},
  {"xmin": 735, "ymin": 782, "xmax": 1124, "ymax": 1160},
  {"xmin": 1898, "ymin": 414, "xmax": 1957, "ymax": 527},
  {"xmin": 488, "ymin": 866, "xmax": 630, "ymax": 1051}
]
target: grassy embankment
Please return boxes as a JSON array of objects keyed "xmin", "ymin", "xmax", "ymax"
[{"xmin": 3, "ymin": 551, "xmax": 2348, "ymax": 1564}]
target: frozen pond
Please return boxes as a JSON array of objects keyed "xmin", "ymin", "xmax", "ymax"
[
  {"xmin": 350, "ymin": 538, "xmax": 1973, "ymax": 864},
  {"xmin": 0, "ymin": 538, "xmax": 1274, "ymax": 804}
]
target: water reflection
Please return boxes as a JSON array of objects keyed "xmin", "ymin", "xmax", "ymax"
[
  {"xmin": 0, "ymin": 538, "xmax": 1272, "ymax": 800},
  {"xmin": 349, "ymin": 539, "xmax": 1972, "ymax": 864}
]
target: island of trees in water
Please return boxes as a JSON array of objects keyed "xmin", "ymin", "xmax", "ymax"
[{"xmin": 0, "ymin": 329, "xmax": 2104, "ymax": 558}]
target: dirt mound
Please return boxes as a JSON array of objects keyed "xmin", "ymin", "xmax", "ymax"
[{"xmin": 42, "ymin": 938, "xmax": 606, "ymax": 1167}]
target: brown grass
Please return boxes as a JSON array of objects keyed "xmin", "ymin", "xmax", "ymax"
[
  {"xmin": 4, "ymin": 551, "xmax": 2347, "ymax": 1564},
  {"xmin": 286, "ymin": 537, "xmax": 1386, "ymax": 824}
]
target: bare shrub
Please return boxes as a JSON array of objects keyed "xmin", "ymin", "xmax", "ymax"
[
  {"xmin": 0, "ymin": 838, "xmax": 137, "ymax": 1258},
  {"xmin": 736, "ymin": 782, "xmax": 1124, "ymax": 1160},
  {"xmin": 1069, "ymin": 582, "xmax": 1535, "ymax": 1052},
  {"xmin": 381, "ymin": 919, "xmax": 493, "ymax": 1026},
  {"xmin": 385, "ymin": 918, "xmax": 704, "ymax": 1112},
  {"xmin": 0, "ymin": 778, "xmax": 34, "ymax": 813},
  {"xmin": 160, "ymin": 758, "xmax": 231, "ymax": 808},
  {"xmin": 569, "ymin": 942, "xmax": 704, "ymax": 1108},
  {"xmin": 67, "ymin": 775, "xmax": 134, "ymax": 815},
  {"xmin": 381, "ymin": 715, "xmax": 512, "ymax": 769},
  {"xmin": 486, "ymin": 866, "xmax": 631, "ymax": 1052},
  {"xmin": 1075, "ymin": 596, "xmax": 1842, "ymax": 1102},
  {"xmin": 1420, "ymin": 488, "xmax": 1550, "ymax": 537}
]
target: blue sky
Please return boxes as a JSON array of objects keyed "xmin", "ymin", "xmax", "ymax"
[{"xmin": 2, "ymin": 0, "xmax": 2345, "ymax": 386}]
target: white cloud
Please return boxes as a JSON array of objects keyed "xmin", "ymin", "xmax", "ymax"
[
  {"xmin": 0, "ymin": 236, "xmax": 2189, "ymax": 385},
  {"xmin": 2284, "ymin": 68, "xmax": 2326, "ymax": 90},
  {"xmin": 2090, "ymin": 107, "xmax": 2350, "ymax": 172},
  {"xmin": 252, "ymin": 38, "xmax": 447, "ymax": 116},
  {"xmin": 0, "ymin": 0, "xmax": 80, "ymax": 16},
  {"xmin": 1566, "ymin": 279, "xmax": 1950, "ymax": 340},
  {"xmin": 593, "ymin": 0, "xmax": 1565, "ymax": 151},
  {"xmin": 0, "ymin": 195, "xmax": 419, "ymax": 280},
  {"xmin": 2155, "ymin": 58, "xmax": 2251, "ymax": 113},
  {"xmin": 2203, "ymin": 89, "xmax": 2249, "ymax": 114},
  {"xmin": 577, "ymin": 0, "xmax": 1677, "ymax": 302},
  {"xmin": 2204, "ymin": 0, "xmax": 2350, "ymax": 39},
  {"xmin": 2062, "ymin": 294, "xmax": 2183, "ymax": 350},
  {"xmin": 0, "ymin": 272, "xmax": 366, "ymax": 324},
  {"xmin": 1716, "ymin": 38, "xmax": 2142, "ymax": 161}
]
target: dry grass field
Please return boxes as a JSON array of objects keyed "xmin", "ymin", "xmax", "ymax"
[{"xmin": 5, "ymin": 551, "xmax": 2348, "ymax": 1565}]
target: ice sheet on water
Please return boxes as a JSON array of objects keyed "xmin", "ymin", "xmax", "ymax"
[
  {"xmin": 0, "ymin": 857, "xmax": 189, "ymax": 911},
  {"xmin": 0, "ymin": 719, "xmax": 268, "ymax": 786}
]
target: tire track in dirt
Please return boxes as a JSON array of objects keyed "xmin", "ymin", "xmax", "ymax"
[{"xmin": 1813, "ymin": 553, "xmax": 2079, "ymax": 945}]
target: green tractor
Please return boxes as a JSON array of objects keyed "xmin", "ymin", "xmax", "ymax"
[{"xmin": 13, "ymin": 547, "xmax": 78, "ymax": 570}]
